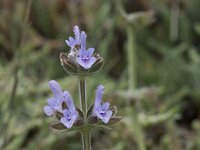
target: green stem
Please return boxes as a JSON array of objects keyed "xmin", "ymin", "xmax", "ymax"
[
  {"xmin": 127, "ymin": 25, "xmax": 146, "ymax": 150},
  {"xmin": 79, "ymin": 78, "xmax": 91, "ymax": 150},
  {"xmin": 81, "ymin": 129, "xmax": 91, "ymax": 150},
  {"xmin": 79, "ymin": 79, "xmax": 87, "ymax": 117},
  {"xmin": 127, "ymin": 25, "xmax": 136, "ymax": 90}
]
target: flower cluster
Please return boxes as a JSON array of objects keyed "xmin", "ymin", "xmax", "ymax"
[
  {"xmin": 44, "ymin": 80, "xmax": 78, "ymax": 128},
  {"xmin": 44, "ymin": 26, "xmax": 121, "ymax": 131},
  {"xmin": 60, "ymin": 25, "xmax": 104, "ymax": 75},
  {"xmin": 44, "ymin": 80, "xmax": 116, "ymax": 129},
  {"xmin": 65, "ymin": 26, "xmax": 97, "ymax": 69}
]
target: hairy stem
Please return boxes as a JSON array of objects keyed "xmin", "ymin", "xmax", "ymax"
[
  {"xmin": 79, "ymin": 78, "xmax": 91, "ymax": 150},
  {"xmin": 127, "ymin": 25, "xmax": 146, "ymax": 150}
]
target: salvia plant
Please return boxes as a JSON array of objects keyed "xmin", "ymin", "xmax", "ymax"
[{"xmin": 43, "ymin": 25, "xmax": 122, "ymax": 150}]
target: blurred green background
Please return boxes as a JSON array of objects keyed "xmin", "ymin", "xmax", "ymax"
[{"xmin": 1, "ymin": 0, "xmax": 200, "ymax": 149}]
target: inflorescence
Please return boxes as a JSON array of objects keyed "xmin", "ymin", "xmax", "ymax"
[{"xmin": 44, "ymin": 25, "xmax": 121, "ymax": 131}]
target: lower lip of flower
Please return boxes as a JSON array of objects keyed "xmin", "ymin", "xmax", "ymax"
[
  {"xmin": 67, "ymin": 116, "xmax": 71, "ymax": 121},
  {"xmin": 82, "ymin": 57, "xmax": 89, "ymax": 63},
  {"xmin": 100, "ymin": 111, "xmax": 106, "ymax": 116}
]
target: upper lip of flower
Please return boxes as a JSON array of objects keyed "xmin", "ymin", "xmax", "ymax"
[
  {"xmin": 76, "ymin": 31, "xmax": 97, "ymax": 69},
  {"xmin": 65, "ymin": 25, "xmax": 81, "ymax": 49}
]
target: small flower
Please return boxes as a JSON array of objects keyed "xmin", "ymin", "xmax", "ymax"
[
  {"xmin": 60, "ymin": 91, "xmax": 78, "ymax": 128},
  {"xmin": 76, "ymin": 31, "xmax": 97, "ymax": 69},
  {"xmin": 93, "ymin": 85, "xmax": 113, "ymax": 124},
  {"xmin": 44, "ymin": 80, "xmax": 64, "ymax": 116},
  {"xmin": 62, "ymin": 25, "xmax": 103, "ymax": 74},
  {"xmin": 65, "ymin": 25, "xmax": 81, "ymax": 49}
]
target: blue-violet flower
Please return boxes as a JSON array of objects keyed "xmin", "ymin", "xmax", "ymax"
[
  {"xmin": 44, "ymin": 80, "xmax": 64, "ymax": 116},
  {"xmin": 60, "ymin": 91, "xmax": 78, "ymax": 128},
  {"xmin": 76, "ymin": 31, "xmax": 97, "ymax": 69},
  {"xmin": 65, "ymin": 25, "xmax": 81, "ymax": 49},
  {"xmin": 93, "ymin": 85, "xmax": 113, "ymax": 124}
]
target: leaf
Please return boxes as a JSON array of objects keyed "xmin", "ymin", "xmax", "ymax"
[
  {"xmin": 50, "ymin": 121, "xmax": 84, "ymax": 131},
  {"xmin": 94, "ymin": 116, "xmax": 122, "ymax": 126},
  {"xmin": 107, "ymin": 116, "xmax": 122, "ymax": 125},
  {"xmin": 55, "ymin": 111, "xmax": 63, "ymax": 120},
  {"xmin": 75, "ymin": 108, "xmax": 84, "ymax": 127},
  {"xmin": 76, "ymin": 107, "xmax": 84, "ymax": 119},
  {"xmin": 88, "ymin": 55, "xmax": 104, "ymax": 73},
  {"xmin": 73, "ymin": 119, "xmax": 84, "ymax": 127},
  {"xmin": 60, "ymin": 52, "xmax": 79, "ymax": 74},
  {"xmin": 91, "ymin": 124, "xmax": 111, "ymax": 130},
  {"xmin": 50, "ymin": 122, "xmax": 67, "ymax": 130},
  {"xmin": 88, "ymin": 116, "xmax": 97, "ymax": 124},
  {"xmin": 87, "ymin": 104, "xmax": 94, "ymax": 118}
]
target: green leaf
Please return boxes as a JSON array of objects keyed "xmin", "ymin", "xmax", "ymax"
[
  {"xmin": 88, "ymin": 55, "xmax": 104, "ymax": 73},
  {"xmin": 76, "ymin": 107, "xmax": 84, "ymax": 119},
  {"xmin": 50, "ymin": 122, "xmax": 67, "ymax": 130},
  {"xmin": 74, "ymin": 119, "xmax": 84, "ymax": 127},
  {"xmin": 91, "ymin": 124, "xmax": 111, "ymax": 130},
  {"xmin": 87, "ymin": 104, "xmax": 94, "ymax": 118},
  {"xmin": 88, "ymin": 116, "xmax": 97, "ymax": 124},
  {"xmin": 107, "ymin": 116, "xmax": 122, "ymax": 125}
]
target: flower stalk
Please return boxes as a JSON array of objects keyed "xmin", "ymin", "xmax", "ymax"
[
  {"xmin": 79, "ymin": 79, "xmax": 87, "ymax": 117},
  {"xmin": 79, "ymin": 78, "xmax": 91, "ymax": 150},
  {"xmin": 81, "ymin": 128, "xmax": 91, "ymax": 150}
]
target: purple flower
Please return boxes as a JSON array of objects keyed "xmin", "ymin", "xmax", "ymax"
[
  {"xmin": 60, "ymin": 91, "xmax": 78, "ymax": 128},
  {"xmin": 65, "ymin": 25, "xmax": 81, "ymax": 49},
  {"xmin": 93, "ymin": 85, "xmax": 113, "ymax": 124},
  {"xmin": 65, "ymin": 25, "xmax": 97, "ymax": 69},
  {"xmin": 76, "ymin": 31, "xmax": 97, "ymax": 69},
  {"xmin": 44, "ymin": 80, "xmax": 64, "ymax": 116}
]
